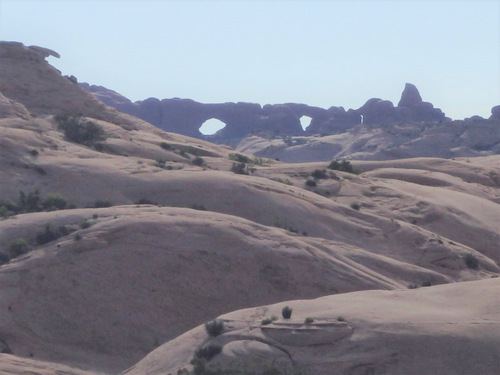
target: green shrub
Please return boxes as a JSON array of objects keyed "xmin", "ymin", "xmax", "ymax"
[
  {"xmin": 192, "ymin": 156, "xmax": 205, "ymax": 166},
  {"xmin": 18, "ymin": 190, "xmax": 41, "ymax": 212},
  {"xmin": 55, "ymin": 113, "xmax": 105, "ymax": 146},
  {"xmin": 305, "ymin": 179, "xmax": 317, "ymax": 187},
  {"xmin": 94, "ymin": 200, "xmax": 112, "ymax": 208},
  {"xmin": 194, "ymin": 344, "xmax": 222, "ymax": 361},
  {"xmin": 29, "ymin": 149, "xmax": 39, "ymax": 156},
  {"xmin": 8, "ymin": 238, "xmax": 30, "ymax": 258},
  {"xmin": 0, "ymin": 252, "xmax": 10, "ymax": 265},
  {"xmin": 337, "ymin": 316, "xmax": 345, "ymax": 322},
  {"xmin": 311, "ymin": 169, "xmax": 328, "ymax": 179},
  {"xmin": 160, "ymin": 142, "xmax": 172, "ymax": 150},
  {"xmin": 205, "ymin": 319, "xmax": 224, "ymax": 337},
  {"xmin": 282, "ymin": 306, "xmax": 293, "ymax": 319},
  {"xmin": 35, "ymin": 224, "xmax": 68, "ymax": 245},
  {"xmin": 304, "ymin": 317, "xmax": 314, "ymax": 324},
  {"xmin": 136, "ymin": 198, "xmax": 156, "ymax": 205},
  {"xmin": 191, "ymin": 204, "xmax": 207, "ymax": 211},
  {"xmin": 42, "ymin": 193, "xmax": 67, "ymax": 211},
  {"xmin": 79, "ymin": 220, "xmax": 91, "ymax": 229},
  {"xmin": 328, "ymin": 159, "xmax": 357, "ymax": 173},
  {"xmin": 350, "ymin": 202, "xmax": 361, "ymax": 210},
  {"xmin": 463, "ymin": 253, "xmax": 479, "ymax": 269},
  {"xmin": 229, "ymin": 153, "xmax": 250, "ymax": 163},
  {"xmin": 231, "ymin": 162, "xmax": 249, "ymax": 175}
]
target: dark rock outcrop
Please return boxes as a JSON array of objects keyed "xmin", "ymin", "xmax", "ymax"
[
  {"xmin": 398, "ymin": 83, "xmax": 423, "ymax": 108},
  {"xmin": 491, "ymin": 105, "xmax": 500, "ymax": 120}
]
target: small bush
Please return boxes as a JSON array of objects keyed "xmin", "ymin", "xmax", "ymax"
[
  {"xmin": 463, "ymin": 253, "xmax": 479, "ymax": 269},
  {"xmin": 304, "ymin": 317, "xmax": 314, "ymax": 324},
  {"xmin": 422, "ymin": 280, "xmax": 432, "ymax": 287},
  {"xmin": 194, "ymin": 344, "xmax": 222, "ymax": 361},
  {"xmin": 160, "ymin": 142, "xmax": 172, "ymax": 150},
  {"xmin": 328, "ymin": 159, "xmax": 358, "ymax": 173},
  {"xmin": 282, "ymin": 306, "xmax": 293, "ymax": 319},
  {"xmin": 42, "ymin": 193, "xmax": 67, "ymax": 211},
  {"xmin": 337, "ymin": 316, "xmax": 345, "ymax": 322},
  {"xmin": 305, "ymin": 179, "xmax": 317, "ymax": 187},
  {"xmin": 55, "ymin": 113, "xmax": 105, "ymax": 146},
  {"xmin": 136, "ymin": 198, "xmax": 156, "ymax": 205},
  {"xmin": 205, "ymin": 319, "xmax": 224, "ymax": 337},
  {"xmin": 0, "ymin": 252, "xmax": 10, "ymax": 265},
  {"xmin": 29, "ymin": 149, "xmax": 39, "ymax": 156},
  {"xmin": 94, "ymin": 200, "xmax": 112, "ymax": 208},
  {"xmin": 191, "ymin": 204, "xmax": 207, "ymax": 211},
  {"xmin": 9, "ymin": 238, "xmax": 30, "ymax": 258},
  {"xmin": 350, "ymin": 202, "xmax": 361, "ymax": 210},
  {"xmin": 74, "ymin": 234, "xmax": 82, "ymax": 241},
  {"xmin": 79, "ymin": 220, "xmax": 91, "ymax": 229},
  {"xmin": 229, "ymin": 153, "xmax": 250, "ymax": 163},
  {"xmin": 192, "ymin": 156, "xmax": 205, "ymax": 166},
  {"xmin": 261, "ymin": 316, "xmax": 278, "ymax": 326},
  {"xmin": 35, "ymin": 224, "xmax": 69, "ymax": 245},
  {"xmin": 311, "ymin": 169, "xmax": 328, "ymax": 179},
  {"xmin": 231, "ymin": 162, "xmax": 248, "ymax": 175}
]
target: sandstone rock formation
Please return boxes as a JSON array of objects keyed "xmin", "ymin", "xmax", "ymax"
[{"xmin": 81, "ymin": 82, "xmax": 450, "ymax": 145}]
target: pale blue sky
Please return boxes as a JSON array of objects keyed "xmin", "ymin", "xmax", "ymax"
[{"xmin": 1, "ymin": 0, "xmax": 499, "ymax": 120}]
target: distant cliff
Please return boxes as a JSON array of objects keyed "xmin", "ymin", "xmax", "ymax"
[{"xmin": 80, "ymin": 83, "xmax": 458, "ymax": 145}]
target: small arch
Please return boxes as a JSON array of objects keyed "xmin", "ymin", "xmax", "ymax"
[
  {"xmin": 299, "ymin": 116, "xmax": 312, "ymax": 131},
  {"xmin": 200, "ymin": 118, "xmax": 226, "ymax": 135}
]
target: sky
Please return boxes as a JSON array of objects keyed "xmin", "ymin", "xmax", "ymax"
[{"xmin": 0, "ymin": 0, "xmax": 499, "ymax": 124}]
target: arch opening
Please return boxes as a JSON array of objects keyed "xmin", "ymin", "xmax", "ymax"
[
  {"xmin": 300, "ymin": 116, "xmax": 312, "ymax": 131},
  {"xmin": 200, "ymin": 118, "xmax": 226, "ymax": 135}
]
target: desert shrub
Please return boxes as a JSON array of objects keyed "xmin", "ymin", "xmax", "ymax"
[
  {"xmin": 74, "ymin": 234, "xmax": 82, "ymax": 241},
  {"xmin": 229, "ymin": 153, "xmax": 250, "ymax": 163},
  {"xmin": 328, "ymin": 159, "xmax": 358, "ymax": 174},
  {"xmin": 94, "ymin": 200, "xmax": 112, "ymax": 208},
  {"xmin": 42, "ymin": 193, "xmax": 67, "ymax": 211},
  {"xmin": 192, "ymin": 156, "xmax": 205, "ymax": 166},
  {"xmin": 337, "ymin": 316, "xmax": 345, "ymax": 322},
  {"xmin": 154, "ymin": 160, "xmax": 166, "ymax": 169},
  {"xmin": 422, "ymin": 280, "xmax": 432, "ymax": 287},
  {"xmin": 305, "ymin": 179, "xmax": 317, "ymax": 187},
  {"xmin": 205, "ymin": 319, "xmax": 224, "ymax": 337},
  {"xmin": 0, "ymin": 252, "xmax": 10, "ymax": 265},
  {"xmin": 55, "ymin": 113, "xmax": 105, "ymax": 146},
  {"xmin": 350, "ymin": 202, "xmax": 361, "ymax": 210},
  {"xmin": 311, "ymin": 169, "xmax": 328, "ymax": 179},
  {"xmin": 18, "ymin": 190, "xmax": 41, "ymax": 212},
  {"xmin": 35, "ymin": 224, "xmax": 68, "ymax": 245},
  {"xmin": 8, "ymin": 238, "xmax": 30, "ymax": 258},
  {"xmin": 136, "ymin": 198, "xmax": 156, "ymax": 205},
  {"xmin": 0, "ymin": 203, "xmax": 14, "ymax": 218},
  {"xmin": 79, "ymin": 220, "xmax": 91, "ymax": 229},
  {"xmin": 304, "ymin": 317, "xmax": 314, "ymax": 324},
  {"xmin": 463, "ymin": 253, "xmax": 479, "ymax": 269},
  {"xmin": 282, "ymin": 306, "xmax": 293, "ymax": 319},
  {"xmin": 160, "ymin": 142, "xmax": 172, "ymax": 150},
  {"xmin": 194, "ymin": 344, "xmax": 222, "ymax": 361},
  {"xmin": 231, "ymin": 162, "xmax": 249, "ymax": 175},
  {"xmin": 29, "ymin": 149, "xmax": 39, "ymax": 156}
]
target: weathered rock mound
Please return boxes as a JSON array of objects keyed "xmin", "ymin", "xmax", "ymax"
[{"xmin": 125, "ymin": 278, "xmax": 500, "ymax": 375}]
